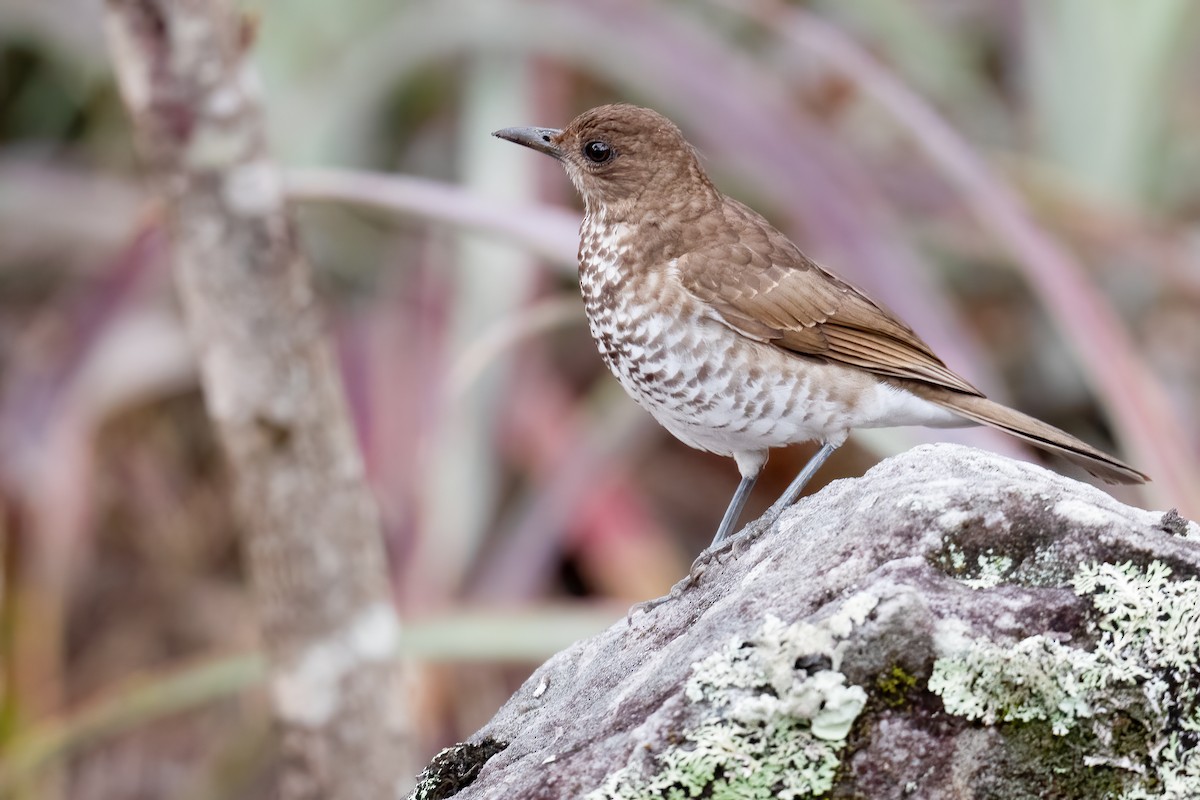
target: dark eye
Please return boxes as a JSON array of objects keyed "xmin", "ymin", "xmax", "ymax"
[{"xmin": 583, "ymin": 140, "xmax": 612, "ymax": 164}]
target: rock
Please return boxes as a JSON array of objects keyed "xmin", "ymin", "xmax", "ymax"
[{"xmin": 409, "ymin": 444, "xmax": 1200, "ymax": 800}]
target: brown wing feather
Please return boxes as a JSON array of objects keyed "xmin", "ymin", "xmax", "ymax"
[{"xmin": 677, "ymin": 198, "xmax": 983, "ymax": 397}]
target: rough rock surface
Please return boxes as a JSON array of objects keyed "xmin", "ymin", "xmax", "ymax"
[{"xmin": 411, "ymin": 444, "xmax": 1200, "ymax": 800}]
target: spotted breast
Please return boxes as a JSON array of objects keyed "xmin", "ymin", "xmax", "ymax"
[{"xmin": 576, "ymin": 213, "xmax": 910, "ymax": 477}]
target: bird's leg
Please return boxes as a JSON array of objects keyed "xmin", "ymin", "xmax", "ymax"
[
  {"xmin": 701, "ymin": 443, "xmax": 836, "ymax": 565},
  {"xmin": 709, "ymin": 472, "xmax": 759, "ymax": 547},
  {"xmin": 627, "ymin": 469, "xmax": 760, "ymax": 621},
  {"xmin": 629, "ymin": 447, "xmax": 836, "ymax": 622},
  {"xmin": 764, "ymin": 441, "xmax": 838, "ymax": 522}
]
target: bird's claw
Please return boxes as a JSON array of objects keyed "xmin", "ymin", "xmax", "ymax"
[
  {"xmin": 626, "ymin": 529, "xmax": 756, "ymax": 623},
  {"xmin": 627, "ymin": 577, "xmax": 691, "ymax": 621}
]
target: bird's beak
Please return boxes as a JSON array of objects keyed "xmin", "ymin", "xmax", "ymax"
[{"xmin": 492, "ymin": 126, "xmax": 563, "ymax": 158}]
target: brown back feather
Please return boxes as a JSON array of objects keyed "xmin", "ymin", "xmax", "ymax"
[{"xmin": 677, "ymin": 197, "xmax": 983, "ymax": 396}]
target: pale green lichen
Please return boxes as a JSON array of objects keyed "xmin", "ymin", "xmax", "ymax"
[
  {"xmin": 929, "ymin": 560, "xmax": 1200, "ymax": 799},
  {"xmin": 588, "ymin": 594, "xmax": 877, "ymax": 800},
  {"xmin": 947, "ymin": 544, "xmax": 968, "ymax": 572},
  {"xmin": 928, "ymin": 631, "xmax": 1113, "ymax": 735},
  {"xmin": 960, "ymin": 551, "xmax": 1014, "ymax": 590},
  {"xmin": 936, "ymin": 543, "xmax": 1015, "ymax": 589}
]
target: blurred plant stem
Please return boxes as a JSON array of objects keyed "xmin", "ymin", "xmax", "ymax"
[
  {"xmin": 0, "ymin": 605, "xmax": 621, "ymax": 795},
  {"xmin": 447, "ymin": 296, "xmax": 583, "ymax": 399},
  {"xmin": 0, "ymin": 225, "xmax": 164, "ymax": 800},
  {"xmin": 0, "ymin": 501, "xmax": 66, "ymax": 800},
  {"xmin": 0, "ymin": 654, "xmax": 262, "ymax": 799},
  {"xmin": 416, "ymin": 54, "xmax": 540, "ymax": 600},
  {"xmin": 0, "ymin": 157, "xmax": 143, "ymax": 270},
  {"xmin": 1025, "ymin": 0, "xmax": 1191, "ymax": 207}
]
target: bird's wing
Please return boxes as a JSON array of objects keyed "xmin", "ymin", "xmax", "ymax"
[{"xmin": 675, "ymin": 200, "xmax": 982, "ymax": 397}]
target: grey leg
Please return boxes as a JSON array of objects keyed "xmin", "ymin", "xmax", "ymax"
[
  {"xmin": 710, "ymin": 472, "xmax": 760, "ymax": 548},
  {"xmin": 764, "ymin": 442, "xmax": 838, "ymax": 521},
  {"xmin": 629, "ymin": 443, "xmax": 839, "ymax": 621}
]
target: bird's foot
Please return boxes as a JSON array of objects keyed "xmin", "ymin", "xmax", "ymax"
[
  {"xmin": 627, "ymin": 561, "xmax": 705, "ymax": 620},
  {"xmin": 626, "ymin": 588, "xmax": 679, "ymax": 621},
  {"xmin": 627, "ymin": 517, "xmax": 777, "ymax": 622},
  {"xmin": 736, "ymin": 513, "xmax": 776, "ymax": 547}
]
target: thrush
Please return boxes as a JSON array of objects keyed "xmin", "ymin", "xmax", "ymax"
[{"xmin": 494, "ymin": 104, "xmax": 1147, "ymax": 548}]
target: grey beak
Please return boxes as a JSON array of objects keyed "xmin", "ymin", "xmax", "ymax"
[{"xmin": 492, "ymin": 126, "xmax": 563, "ymax": 158}]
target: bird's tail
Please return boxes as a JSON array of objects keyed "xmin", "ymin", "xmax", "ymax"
[{"xmin": 919, "ymin": 389, "xmax": 1148, "ymax": 485}]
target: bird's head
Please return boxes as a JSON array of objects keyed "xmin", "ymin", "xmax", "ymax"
[{"xmin": 494, "ymin": 103, "xmax": 716, "ymax": 220}]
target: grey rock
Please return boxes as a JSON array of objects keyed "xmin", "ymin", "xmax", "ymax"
[{"xmin": 410, "ymin": 444, "xmax": 1200, "ymax": 800}]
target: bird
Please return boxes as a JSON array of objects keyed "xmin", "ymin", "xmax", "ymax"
[{"xmin": 493, "ymin": 103, "xmax": 1147, "ymax": 549}]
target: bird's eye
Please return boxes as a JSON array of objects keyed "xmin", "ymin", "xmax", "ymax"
[{"xmin": 583, "ymin": 140, "xmax": 613, "ymax": 164}]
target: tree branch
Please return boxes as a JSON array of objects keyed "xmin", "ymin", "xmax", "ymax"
[{"xmin": 102, "ymin": 1, "xmax": 407, "ymax": 796}]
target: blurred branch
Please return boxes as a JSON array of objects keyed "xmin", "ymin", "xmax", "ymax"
[
  {"xmin": 286, "ymin": 167, "xmax": 579, "ymax": 269},
  {"xmin": 102, "ymin": 0, "xmax": 406, "ymax": 796},
  {"xmin": 727, "ymin": 0, "xmax": 1200, "ymax": 515},
  {"xmin": 0, "ymin": 157, "xmax": 143, "ymax": 272},
  {"xmin": 0, "ymin": 159, "xmax": 581, "ymax": 275}
]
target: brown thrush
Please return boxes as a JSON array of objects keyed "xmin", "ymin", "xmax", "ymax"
[{"xmin": 494, "ymin": 104, "xmax": 1147, "ymax": 548}]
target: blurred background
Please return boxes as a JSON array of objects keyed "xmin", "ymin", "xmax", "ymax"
[{"xmin": 2, "ymin": 0, "xmax": 1199, "ymax": 796}]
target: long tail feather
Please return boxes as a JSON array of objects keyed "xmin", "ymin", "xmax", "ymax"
[{"xmin": 909, "ymin": 386, "xmax": 1148, "ymax": 485}]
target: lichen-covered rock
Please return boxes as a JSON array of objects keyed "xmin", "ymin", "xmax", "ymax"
[{"xmin": 409, "ymin": 444, "xmax": 1200, "ymax": 800}]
